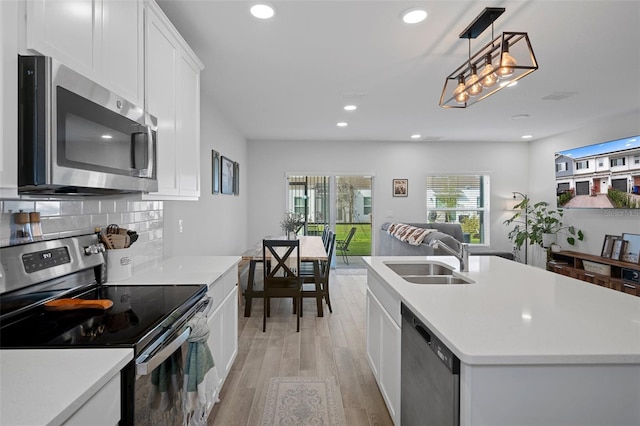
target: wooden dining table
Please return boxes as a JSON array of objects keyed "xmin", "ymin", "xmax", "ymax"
[{"xmin": 240, "ymin": 235, "xmax": 328, "ymax": 317}]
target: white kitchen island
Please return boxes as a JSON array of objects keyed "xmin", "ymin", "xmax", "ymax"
[{"xmin": 364, "ymin": 255, "xmax": 640, "ymax": 426}]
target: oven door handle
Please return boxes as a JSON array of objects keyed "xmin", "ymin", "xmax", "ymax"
[
  {"xmin": 136, "ymin": 326, "xmax": 191, "ymax": 376},
  {"xmin": 135, "ymin": 296, "xmax": 211, "ymax": 376}
]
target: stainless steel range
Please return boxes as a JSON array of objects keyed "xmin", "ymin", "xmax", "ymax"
[{"xmin": 0, "ymin": 234, "xmax": 209, "ymax": 425}]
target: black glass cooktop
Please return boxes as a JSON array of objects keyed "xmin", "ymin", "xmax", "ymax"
[{"xmin": 0, "ymin": 284, "xmax": 207, "ymax": 354}]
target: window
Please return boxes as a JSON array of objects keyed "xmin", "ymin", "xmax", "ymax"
[
  {"xmin": 426, "ymin": 175, "xmax": 489, "ymax": 244},
  {"xmin": 598, "ymin": 159, "xmax": 604, "ymax": 167},
  {"xmin": 363, "ymin": 196, "xmax": 372, "ymax": 215},
  {"xmin": 575, "ymin": 160, "xmax": 589, "ymax": 170},
  {"xmin": 556, "ymin": 162, "xmax": 568, "ymax": 172},
  {"xmin": 633, "ymin": 155, "xmax": 639, "ymax": 165},
  {"xmin": 293, "ymin": 196, "xmax": 305, "ymax": 215},
  {"xmin": 610, "ymin": 157, "xmax": 626, "ymax": 167}
]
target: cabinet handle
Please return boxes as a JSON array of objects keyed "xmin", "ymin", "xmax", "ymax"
[
  {"xmin": 623, "ymin": 283, "xmax": 636, "ymax": 290},
  {"xmin": 585, "ymin": 273, "xmax": 594, "ymax": 278}
]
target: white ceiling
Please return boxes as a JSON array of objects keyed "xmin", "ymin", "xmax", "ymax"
[{"xmin": 157, "ymin": 0, "xmax": 640, "ymax": 143}]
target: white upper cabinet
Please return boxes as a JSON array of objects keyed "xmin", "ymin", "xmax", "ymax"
[
  {"xmin": 144, "ymin": 0, "xmax": 203, "ymax": 200},
  {"xmin": 25, "ymin": 0, "xmax": 143, "ymax": 105},
  {"xmin": 0, "ymin": 0, "xmax": 18, "ymax": 197}
]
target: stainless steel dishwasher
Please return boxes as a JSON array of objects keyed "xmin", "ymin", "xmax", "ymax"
[{"xmin": 401, "ymin": 303, "xmax": 460, "ymax": 426}]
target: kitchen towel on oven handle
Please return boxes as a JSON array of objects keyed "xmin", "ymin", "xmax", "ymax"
[{"xmin": 183, "ymin": 311, "xmax": 221, "ymax": 426}]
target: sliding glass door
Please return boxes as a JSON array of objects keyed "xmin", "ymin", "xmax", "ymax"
[{"xmin": 287, "ymin": 175, "xmax": 372, "ymax": 266}]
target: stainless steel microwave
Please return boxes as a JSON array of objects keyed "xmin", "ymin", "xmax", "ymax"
[{"xmin": 18, "ymin": 55, "xmax": 158, "ymax": 195}]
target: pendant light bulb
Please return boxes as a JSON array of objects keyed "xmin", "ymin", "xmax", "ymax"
[
  {"xmin": 480, "ymin": 53, "xmax": 498, "ymax": 88},
  {"xmin": 497, "ymin": 43, "xmax": 517, "ymax": 78},
  {"xmin": 467, "ymin": 65, "xmax": 483, "ymax": 96},
  {"xmin": 453, "ymin": 75, "xmax": 469, "ymax": 104}
]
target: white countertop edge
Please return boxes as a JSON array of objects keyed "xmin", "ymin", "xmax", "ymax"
[
  {"xmin": 363, "ymin": 256, "xmax": 640, "ymax": 366},
  {"xmin": 0, "ymin": 348, "xmax": 133, "ymax": 426},
  {"xmin": 112, "ymin": 255, "xmax": 241, "ymax": 285},
  {"xmin": 49, "ymin": 349, "xmax": 133, "ymax": 426}
]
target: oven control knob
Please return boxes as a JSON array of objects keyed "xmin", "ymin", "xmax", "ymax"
[{"xmin": 84, "ymin": 243, "xmax": 106, "ymax": 255}]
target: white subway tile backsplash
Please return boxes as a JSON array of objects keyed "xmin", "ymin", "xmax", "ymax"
[
  {"xmin": 100, "ymin": 200, "xmax": 116, "ymax": 214},
  {"xmin": 115, "ymin": 200, "xmax": 129, "ymax": 213},
  {"xmin": 82, "ymin": 202, "xmax": 100, "ymax": 215},
  {"xmin": 35, "ymin": 201, "xmax": 61, "ymax": 216},
  {"xmin": 60, "ymin": 201, "xmax": 83, "ymax": 215},
  {"xmin": 0, "ymin": 197, "xmax": 164, "ymax": 273},
  {"xmin": 3, "ymin": 201, "xmax": 35, "ymax": 213}
]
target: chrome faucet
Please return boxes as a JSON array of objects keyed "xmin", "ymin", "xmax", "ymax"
[{"xmin": 429, "ymin": 238, "xmax": 469, "ymax": 272}]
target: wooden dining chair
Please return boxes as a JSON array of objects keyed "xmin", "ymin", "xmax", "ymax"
[
  {"xmin": 262, "ymin": 239, "xmax": 304, "ymax": 332},
  {"xmin": 301, "ymin": 232, "xmax": 336, "ymax": 315}
]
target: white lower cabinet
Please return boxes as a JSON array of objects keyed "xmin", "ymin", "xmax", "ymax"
[
  {"xmin": 365, "ymin": 288, "xmax": 401, "ymax": 425},
  {"xmin": 206, "ymin": 268, "xmax": 239, "ymax": 389},
  {"xmin": 63, "ymin": 372, "xmax": 120, "ymax": 426}
]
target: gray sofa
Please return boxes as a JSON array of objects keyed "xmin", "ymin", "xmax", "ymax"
[{"xmin": 379, "ymin": 222, "xmax": 514, "ymax": 260}]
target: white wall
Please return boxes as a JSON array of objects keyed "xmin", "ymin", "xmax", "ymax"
[
  {"xmin": 527, "ymin": 109, "xmax": 640, "ymax": 265},
  {"xmin": 163, "ymin": 97, "xmax": 248, "ymax": 256},
  {"xmin": 246, "ymin": 139, "xmax": 530, "ymax": 255}
]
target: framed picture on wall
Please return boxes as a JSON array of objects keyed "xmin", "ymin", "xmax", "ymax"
[
  {"xmin": 621, "ymin": 233, "xmax": 640, "ymax": 264},
  {"xmin": 233, "ymin": 161, "xmax": 240, "ymax": 196},
  {"xmin": 221, "ymin": 155, "xmax": 235, "ymax": 195},
  {"xmin": 611, "ymin": 238, "xmax": 627, "ymax": 261},
  {"xmin": 211, "ymin": 150, "xmax": 220, "ymax": 194},
  {"xmin": 393, "ymin": 179, "xmax": 408, "ymax": 197},
  {"xmin": 600, "ymin": 234, "xmax": 620, "ymax": 258}
]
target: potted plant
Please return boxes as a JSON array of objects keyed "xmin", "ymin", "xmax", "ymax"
[
  {"xmin": 504, "ymin": 197, "xmax": 584, "ymax": 253},
  {"xmin": 280, "ymin": 212, "xmax": 305, "ymax": 239}
]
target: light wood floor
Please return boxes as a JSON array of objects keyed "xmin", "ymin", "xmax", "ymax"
[{"xmin": 207, "ymin": 269, "xmax": 393, "ymax": 426}]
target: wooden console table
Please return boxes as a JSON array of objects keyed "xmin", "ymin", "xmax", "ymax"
[{"xmin": 548, "ymin": 250, "xmax": 640, "ymax": 297}]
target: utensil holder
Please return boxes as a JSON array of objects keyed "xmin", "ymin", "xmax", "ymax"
[{"xmin": 106, "ymin": 248, "xmax": 132, "ymax": 282}]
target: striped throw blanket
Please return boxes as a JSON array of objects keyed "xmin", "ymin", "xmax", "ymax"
[{"xmin": 387, "ymin": 223, "xmax": 435, "ymax": 246}]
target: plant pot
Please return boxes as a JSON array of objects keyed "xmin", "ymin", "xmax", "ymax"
[
  {"xmin": 542, "ymin": 233, "xmax": 557, "ymax": 248},
  {"xmin": 287, "ymin": 231, "xmax": 297, "ymax": 240}
]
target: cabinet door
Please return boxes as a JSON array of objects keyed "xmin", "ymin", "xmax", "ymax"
[
  {"xmin": 145, "ymin": 7, "xmax": 179, "ymax": 197},
  {"xmin": 0, "ymin": 0, "xmax": 18, "ymax": 197},
  {"xmin": 222, "ymin": 287, "xmax": 238, "ymax": 374},
  {"xmin": 366, "ymin": 289, "xmax": 400, "ymax": 425},
  {"xmin": 380, "ymin": 308, "xmax": 401, "ymax": 423},
  {"xmin": 26, "ymin": 0, "xmax": 98, "ymax": 77},
  {"xmin": 176, "ymin": 51, "xmax": 201, "ymax": 197},
  {"xmin": 102, "ymin": 0, "xmax": 143, "ymax": 105},
  {"xmin": 207, "ymin": 299, "xmax": 224, "ymax": 388},
  {"xmin": 365, "ymin": 289, "xmax": 382, "ymax": 377}
]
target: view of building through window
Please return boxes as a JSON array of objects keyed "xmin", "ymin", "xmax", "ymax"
[
  {"xmin": 426, "ymin": 175, "xmax": 490, "ymax": 244},
  {"xmin": 287, "ymin": 175, "xmax": 372, "ymax": 263}
]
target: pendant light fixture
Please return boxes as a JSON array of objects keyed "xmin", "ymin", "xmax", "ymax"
[{"xmin": 439, "ymin": 7, "xmax": 538, "ymax": 108}]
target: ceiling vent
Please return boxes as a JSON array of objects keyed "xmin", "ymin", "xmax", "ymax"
[{"xmin": 542, "ymin": 91, "xmax": 577, "ymax": 101}]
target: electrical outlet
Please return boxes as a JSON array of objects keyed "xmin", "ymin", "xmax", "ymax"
[{"xmin": 178, "ymin": 219, "xmax": 183, "ymax": 234}]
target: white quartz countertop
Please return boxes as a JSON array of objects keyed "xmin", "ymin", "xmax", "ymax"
[
  {"xmin": 0, "ymin": 348, "xmax": 132, "ymax": 425},
  {"xmin": 110, "ymin": 255, "xmax": 240, "ymax": 285},
  {"xmin": 364, "ymin": 255, "xmax": 640, "ymax": 365}
]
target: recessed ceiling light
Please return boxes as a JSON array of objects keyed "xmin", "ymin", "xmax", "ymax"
[
  {"xmin": 522, "ymin": 134, "xmax": 533, "ymax": 139},
  {"xmin": 336, "ymin": 122, "xmax": 348, "ymax": 127},
  {"xmin": 411, "ymin": 134, "xmax": 421, "ymax": 139},
  {"xmin": 250, "ymin": 3, "xmax": 274, "ymax": 19},
  {"xmin": 402, "ymin": 8, "xmax": 427, "ymax": 24},
  {"xmin": 101, "ymin": 134, "xmax": 113, "ymax": 139},
  {"xmin": 344, "ymin": 105, "xmax": 357, "ymax": 111}
]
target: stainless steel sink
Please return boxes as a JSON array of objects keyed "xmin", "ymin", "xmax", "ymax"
[
  {"xmin": 402, "ymin": 275, "xmax": 473, "ymax": 285},
  {"xmin": 384, "ymin": 262, "xmax": 454, "ymax": 276},
  {"xmin": 383, "ymin": 261, "xmax": 473, "ymax": 285}
]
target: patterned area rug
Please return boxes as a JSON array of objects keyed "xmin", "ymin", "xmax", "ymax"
[{"xmin": 261, "ymin": 376, "xmax": 346, "ymax": 426}]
